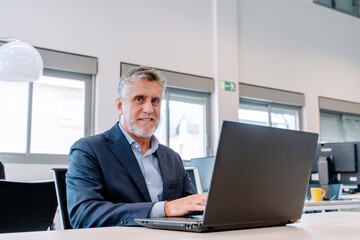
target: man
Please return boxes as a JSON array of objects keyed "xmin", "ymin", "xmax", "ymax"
[{"xmin": 66, "ymin": 66, "xmax": 206, "ymax": 228}]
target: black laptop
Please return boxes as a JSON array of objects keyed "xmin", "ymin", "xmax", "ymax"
[{"xmin": 135, "ymin": 121, "xmax": 318, "ymax": 232}]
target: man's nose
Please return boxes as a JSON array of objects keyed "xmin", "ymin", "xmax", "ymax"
[{"xmin": 142, "ymin": 100, "xmax": 154, "ymax": 113}]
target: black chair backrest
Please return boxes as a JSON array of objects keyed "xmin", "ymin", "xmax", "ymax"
[
  {"xmin": 0, "ymin": 179, "xmax": 58, "ymax": 233},
  {"xmin": 0, "ymin": 161, "xmax": 5, "ymax": 179},
  {"xmin": 51, "ymin": 168, "xmax": 72, "ymax": 229}
]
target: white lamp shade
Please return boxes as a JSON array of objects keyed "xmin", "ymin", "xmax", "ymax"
[{"xmin": 0, "ymin": 41, "xmax": 43, "ymax": 82}]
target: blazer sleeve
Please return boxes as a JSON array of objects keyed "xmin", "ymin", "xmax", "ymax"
[
  {"xmin": 180, "ymin": 156, "xmax": 197, "ymax": 197},
  {"xmin": 66, "ymin": 139, "xmax": 155, "ymax": 228},
  {"xmin": 156, "ymin": 145, "xmax": 197, "ymax": 201}
]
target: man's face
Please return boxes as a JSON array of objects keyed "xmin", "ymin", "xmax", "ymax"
[{"xmin": 116, "ymin": 78, "xmax": 162, "ymax": 139}]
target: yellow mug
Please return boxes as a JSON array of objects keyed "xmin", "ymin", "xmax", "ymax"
[{"xmin": 311, "ymin": 188, "xmax": 326, "ymax": 202}]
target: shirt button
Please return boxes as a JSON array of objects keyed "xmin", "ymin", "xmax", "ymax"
[{"xmin": 148, "ymin": 181, "xmax": 152, "ymax": 185}]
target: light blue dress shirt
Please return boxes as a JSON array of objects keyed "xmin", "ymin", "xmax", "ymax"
[{"xmin": 118, "ymin": 123, "xmax": 165, "ymax": 217}]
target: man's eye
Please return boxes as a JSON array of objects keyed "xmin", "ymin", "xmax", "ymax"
[
  {"xmin": 135, "ymin": 97, "xmax": 143, "ymax": 102},
  {"xmin": 152, "ymin": 99, "xmax": 160, "ymax": 104}
]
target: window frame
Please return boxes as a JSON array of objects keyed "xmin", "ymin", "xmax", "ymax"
[
  {"xmin": 319, "ymin": 96, "xmax": 360, "ymax": 143},
  {"xmin": 0, "ymin": 68, "xmax": 95, "ymax": 164},
  {"xmin": 239, "ymin": 98, "xmax": 303, "ymax": 130},
  {"xmin": 163, "ymin": 87, "xmax": 212, "ymax": 158},
  {"xmin": 320, "ymin": 110, "xmax": 360, "ymax": 142},
  {"xmin": 238, "ymin": 83, "xmax": 304, "ymax": 131}
]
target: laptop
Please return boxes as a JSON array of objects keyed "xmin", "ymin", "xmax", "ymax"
[
  {"xmin": 184, "ymin": 167, "xmax": 203, "ymax": 194},
  {"xmin": 189, "ymin": 156, "xmax": 215, "ymax": 192},
  {"xmin": 135, "ymin": 121, "xmax": 318, "ymax": 232}
]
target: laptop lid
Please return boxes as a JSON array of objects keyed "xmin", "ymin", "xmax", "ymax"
[
  {"xmin": 185, "ymin": 167, "xmax": 203, "ymax": 194},
  {"xmin": 201, "ymin": 121, "xmax": 318, "ymax": 228},
  {"xmin": 136, "ymin": 121, "xmax": 318, "ymax": 232}
]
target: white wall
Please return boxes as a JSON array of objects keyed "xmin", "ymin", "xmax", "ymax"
[
  {"xmin": 237, "ymin": 0, "xmax": 360, "ymax": 133},
  {"xmin": 0, "ymin": 0, "xmax": 214, "ymax": 132},
  {"xmin": 0, "ymin": 0, "xmax": 213, "ymax": 180},
  {"xmin": 1, "ymin": 0, "xmax": 360, "ymax": 180}
]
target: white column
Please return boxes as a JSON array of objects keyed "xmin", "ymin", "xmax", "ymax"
[{"xmin": 212, "ymin": 0, "xmax": 240, "ymax": 153}]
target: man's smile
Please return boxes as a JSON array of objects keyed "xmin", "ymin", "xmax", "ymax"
[{"xmin": 137, "ymin": 116, "xmax": 155, "ymax": 121}]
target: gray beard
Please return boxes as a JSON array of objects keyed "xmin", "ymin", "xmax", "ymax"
[
  {"xmin": 129, "ymin": 125, "xmax": 154, "ymax": 138},
  {"xmin": 124, "ymin": 117, "xmax": 158, "ymax": 138}
]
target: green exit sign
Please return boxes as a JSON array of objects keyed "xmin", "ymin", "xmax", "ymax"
[{"xmin": 220, "ymin": 80, "xmax": 236, "ymax": 92}]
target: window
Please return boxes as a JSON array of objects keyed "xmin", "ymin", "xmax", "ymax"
[
  {"xmin": 319, "ymin": 97, "xmax": 360, "ymax": 143},
  {"xmin": 0, "ymin": 81, "xmax": 28, "ymax": 153},
  {"xmin": 121, "ymin": 63, "xmax": 213, "ymax": 160},
  {"xmin": 0, "ymin": 44, "xmax": 97, "ymax": 164},
  {"xmin": 0, "ymin": 69, "xmax": 93, "ymax": 163},
  {"xmin": 238, "ymin": 83, "xmax": 304, "ymax": 130},
  {"xmin": 239, "ymin": 99, "xmax": 301, "ymax": 130},
  {"xmin": 155, "ymin": 88, "xmax": 211, "ymax": 160},
  {"xmin": 30, "ymin": 71, "xmax": 89, "ymax": 155}
]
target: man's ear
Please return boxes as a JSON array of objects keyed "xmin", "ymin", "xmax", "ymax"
[{"xmin": 115, "ymin": 98, "xmax": 124, "ymax": 115}]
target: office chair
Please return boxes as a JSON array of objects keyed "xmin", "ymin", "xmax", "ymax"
[
  {"xmin": 0, "ymin": 179, "xmax": 58, "ymax": 233},
  {"xmin": 51, "ymin": 168, "xmax": 72, "ymax": 229},
  {"xmin": 0, "ymin": 161, "xmax": 5, "ymax": 179}
]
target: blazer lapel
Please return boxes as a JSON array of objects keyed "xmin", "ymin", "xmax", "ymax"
[
  {"xmin": 156, "ymin": 147, "xmax": 171, "ymax": 201},
  {"xmin": 105, "ymin": 123, "xmax": 151, "ymax": 202}
]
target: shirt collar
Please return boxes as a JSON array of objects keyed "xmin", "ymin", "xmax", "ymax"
[{"xmin": 118, "ymin": 122, "xmax": 160, "ymax": 153}]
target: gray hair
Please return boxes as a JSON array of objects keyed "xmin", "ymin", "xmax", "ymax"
[{"xmin": 118, "ymin": 66, "xmax": 166, "ymax": 100}]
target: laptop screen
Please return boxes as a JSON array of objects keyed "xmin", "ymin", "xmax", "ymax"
[
  {"xmin": 202, "ymin": 121, "xmax": 318, "ymax": 227},
  {"xmin": 190, "ymin": 156, "xmax": 215, "ymax": 192}
]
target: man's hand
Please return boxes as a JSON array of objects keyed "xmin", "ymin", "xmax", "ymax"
[{"xmin": 164, "ymin": 194, "xmax": 207, "ymax": 217}]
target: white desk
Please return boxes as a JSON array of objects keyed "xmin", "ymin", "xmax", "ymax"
[
  {"xmin": 303, "ymin": 199, "xmax": 360, "ymax": 212},
  {"xmin": 1, "ymin": 212, "xmax": 360, "ymax": 240}
]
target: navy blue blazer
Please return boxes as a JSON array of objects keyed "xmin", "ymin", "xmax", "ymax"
[{"xmin": 66, "ymin": 122, "xmax": 195, "ymax": 228}]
